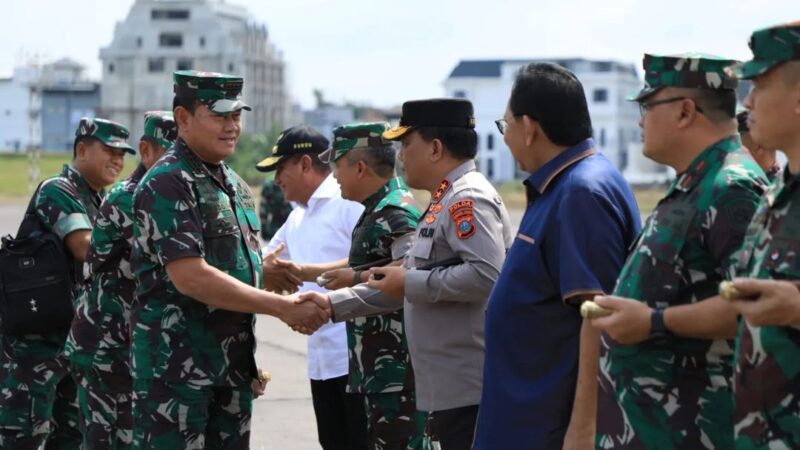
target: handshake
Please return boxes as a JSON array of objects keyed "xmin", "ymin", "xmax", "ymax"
[{"xmin": 279, "ymin": 291, "xmax": 334, "ymax": 335}]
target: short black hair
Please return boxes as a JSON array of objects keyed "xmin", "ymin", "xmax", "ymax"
[
  {"xmin": 172, "ymin": 96, "xmax": 198, "ymax": 114},
  {"xmin": 73, "ymin": 136, "xmax": 98, "ymax": 159},
  {"xmin": 509, "ymin": 62, "xmax": 593, "ymax": 146},
  {"xmin": 682, "ymin": 88, "xmax": 737, "ymax": 124},
  {"xmin": 415, "ymin": 126, "xmax": 478, "ymax": 160},
  {"xmin": 345, "ymin": 146, "xmax": 396, "ymax": 178}
]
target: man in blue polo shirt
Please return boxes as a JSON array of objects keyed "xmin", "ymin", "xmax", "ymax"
[{"xmin": 472, "ymin": 62, "xmax": 641, "ymax": 450}]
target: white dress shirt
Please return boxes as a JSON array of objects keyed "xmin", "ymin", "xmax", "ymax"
[{"xmin": 265, "ymin": 174, "xmax": 364, "ymax": 381}]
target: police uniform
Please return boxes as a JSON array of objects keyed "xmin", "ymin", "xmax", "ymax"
[
  {"xmin": 131, "ymin": 71, "xmax": 261, "ymax": 449},
  {"xmin": 596, "ymin": 54, "xmax": 768, "ymax": 449},
  {"xmin": 0, "ymin": 118, "xmax": 134, "ymax": 449},
  {"xmin": 64, "ymin": 112, "xmax": 177, "ymax": 450},
  {"xmin": 727, "ymin": 23, "xmax": 800, "ymax": 449},
  {"xmin": 326, "ymin": 99, "xmax": 513, "ymax": 449},
  {"xmin": 319, "ymin": 122, "xmax": 431, "ymax": 450}
]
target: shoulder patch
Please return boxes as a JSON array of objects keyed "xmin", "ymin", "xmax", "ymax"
[{"xmin": 449, "ymin": 199, "xmax": 475, "ymax": 240}]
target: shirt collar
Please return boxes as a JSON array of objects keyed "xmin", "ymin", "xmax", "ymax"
[
  {"xmin": 524, "ymin": 138, "xmax": 597, "ymax": 197},
  {"xmin": 175, "ymin": 138, "xmax": 235, "ymax": 193},
  {"xmin": 63, "ymin": 164, "xmax": 102, "ymax": 199},
  {"xmin": 310, "ymin": 173, "xmax": 339, "ymax": 200},
  {"xmin": 669, "ymin": 135, "xmax": 741, "ymax": 195},
  {"xmin": 362, "ymin": 177, "xmax": 405, "ymax": 210}
]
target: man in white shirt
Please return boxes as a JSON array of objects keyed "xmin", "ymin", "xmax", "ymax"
[{"xmin": 256, "ymin": 126, "xmax": 367, "ymax": 450}]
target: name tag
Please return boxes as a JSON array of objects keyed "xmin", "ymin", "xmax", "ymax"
[{"xmin": 517, "ymin": 233, "xmax": 535, "ymax": 244}]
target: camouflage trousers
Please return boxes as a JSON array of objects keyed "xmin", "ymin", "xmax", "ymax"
[
  {"xmin": 132, "ymin": 378, "xmax": 254, "ymax": 450},
  {"xmin": 0, "ymin": 336, "xmax": 81, "ymax": 450},
  {"xmin": 73, "ymin": 365, "xmax": 133, "ymax": 450},
  {"xmin": 364, "ymin": 391, "xmax": 431, "ymax": 450}
]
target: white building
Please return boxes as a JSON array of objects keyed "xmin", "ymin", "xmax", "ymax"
[
  {"xmin": 443, "ymin": 58, "xmax": 669, "ymax": 184},
  {"xmin": 0, "ymin": 65, "xmax": 41, "ymax": 152},
  {"xmin": 99, "ymin": 0, "xmax": 289, "ymax": 136}
]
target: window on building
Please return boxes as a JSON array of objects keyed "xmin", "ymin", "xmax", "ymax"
[
  {"xmin": 159, "ymin": 33, "xmax": 183, "ymax": 48},
  {"xmin": 177, "ymin": 59, "xmax": 193, "ymax": 71},
  {"xmin": 228, "ymin": 63, "xmax": 235, "ymax": 72},
  {"xmin": 592, "ymin": 61, "xmax": 613, "ymax": 72},
  {"xmin": 453, "ymin": 90, "xmax": 467, "ymax": 98},
  {"xmin": 487, "ymin": 133, "xmax": 494, "ymax": 150},
  {"xmin": 148, "ymin": 58, "xmax": 165, "ymax": 73},
  {"xmin": 108, "ymin": 63, "xmax": 115, "ymax": 74},
  {"xmin": 593, "ymin": 88, "xmax": 608, "ymax": 103},
  {"xmin": 487, "ymin": 158, "xmax": 495, "ymax": 180},
  {"xmin": 136, "ymin": 37, "xmax": 142, "ymax": 48},
  {"xmin": 151, "ymin": 9, "xmax": 190, "ymax": 20},
  {"xmin": 199, "ymin": 36, "xmax": 206, "ymax": 47}
]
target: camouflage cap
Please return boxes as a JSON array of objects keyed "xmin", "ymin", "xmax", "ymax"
[
  {"xmin": 727, "ymin": 22, "xmax": 800, "ymax": 79},
  {"xmin": 74, "ymin": 117, "xmax": 135, "ymax": 154},
  {"xmin": 173, "ymin": 70, "xmax": 251, "ymax": 114},
  {"xmin": 143, "ymin": 111, "xmax": 178, "ymax": 149},
  {"xmin": 629, "ymin": 53, "xmax": 739, "ymax": 102},
  {"xmin": 318, "ymin": 122, "xmax": 392, "ymax": 164}
]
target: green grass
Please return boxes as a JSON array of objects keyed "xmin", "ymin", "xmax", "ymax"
[{"xmin": 496, "ymin": 181, "xmax": 666, "ymax": 215}]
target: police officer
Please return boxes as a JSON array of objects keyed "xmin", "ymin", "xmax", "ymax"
[
  {"xmin": 64, "ymin": 111, "xmax": 177, "ymax": 449},
  {"xmin": 130, "ymin": 70, "xmax": 327, "ymax": 448},
  {"xmin": 301, "ymin": 99, "xmax": 513, "ymax": 450},
  {"xmin": 723, "ymin": 22, "xmax": 800, "ymax": 449},
  {"xmin": 0, "ymin": 117, "xmax": 133, "ymax": 449},
  {"xmin": 317, "ymin": 122, "xmax": 430, "ymax": 449},
  {"xmin": 590, "ymin": 54, "xmax": 768, "ymax": 448}
]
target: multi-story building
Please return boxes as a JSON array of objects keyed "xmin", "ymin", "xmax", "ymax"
[
  {"xmin": 444, "ymin": 58, "xmax": 669, "ymax": 183},
  {"xmin": 99, "ymin": 0, "xmax": 289, "ymax": 136}
]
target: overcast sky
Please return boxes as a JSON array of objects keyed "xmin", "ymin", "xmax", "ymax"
[{"xmin": 1, "ymin": 0, "xmax": 794, "ymax": 108}]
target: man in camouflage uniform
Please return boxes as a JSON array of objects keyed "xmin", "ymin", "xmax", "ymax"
[
  {"xmin": 259, "ymin": 177, "xmax": 292, "ymax": 241},
  {"xmin": 0, "ymin": 117, "xmax": 132, "ymax": 449},
  {"xmin": 738, "ymin": 109, "xmax": 782, "ymax": 182},
  {"xmin": 315, "ymin": 122, "xmax": 430, "ymax": 449},
  {"xmin": 723, "ymin": 22, "xmax": 800, "ymax": 449},
  {"xmin": 590, "ymin": 54, "xmax": 768, "ymax": 449},
  {"xmin": 64, "ymin": 111, "xmax": 177, "ymax": 449},
  {"xmin": 131, "ymin": 70, "xmax": 326, "ymax": 449}
]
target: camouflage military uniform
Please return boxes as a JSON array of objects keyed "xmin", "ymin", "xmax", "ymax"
[
  {"xmin": 597, "ymin": 136, "xmax": 767, "ymax": 449},
  {"xmin": 725, "ymin": 23, "xmax": 800, "ymax": 450},
  {"xmin": 0, "ymin": 165, "xmax": 102, "ymax": 450},
  {"xmin": 319, "ymin": 123, "xmax": 430, "ymax": 449},
  {"xmin": 64, "ymin": 112, "xmax": 176, "ymax": 449},
  {"xmin": 259, "ymin": 178, "xmax": 292, "ymax": 240},
  {"xmin": 131, "ymin": 70, "xmax": 259, "ymax": 450}
]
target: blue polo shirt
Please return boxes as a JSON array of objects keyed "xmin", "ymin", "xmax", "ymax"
[{"xmin": 473, "ymin": 138, "xmax": 641, "ymax": 450}]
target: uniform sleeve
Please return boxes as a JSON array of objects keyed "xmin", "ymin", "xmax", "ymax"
[
  {"xmin": 35, "ymin": 179, "xmax": 92, "ymax": 240},
  {"xmin": 544, "ymin": 188, "xmax": 631, "ymax": 302},
  {"xmin": 706, "ymin": 183, "xmax": 762, "ymax": 272},
  {"xmin": 86, "ymin": 189, "xmax": 133, "ymax": 275},
  {"xmin": 329, "ymin": 283, "xmax": 404, "ymax": 321},
  {"xmin": 405, "ymin": 193, "xmax": 506, "ymax": 304},
  {"xmin": 134, "ymin": 171, "xmax": 204, "ymax": 266}
]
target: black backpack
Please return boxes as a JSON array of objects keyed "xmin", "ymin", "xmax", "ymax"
[{"xmin": 0, "ymin": 181, "xmax": 75, "ymax": 336}]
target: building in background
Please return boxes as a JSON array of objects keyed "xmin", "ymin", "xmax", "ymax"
[
  {"xmin": 39, "ymin": 59, "xmax": 100, "ymax": 151},
  {"xmin": 0, "ymin": 65, "xmax": 40, "ymax": 152},
  {"xmin": 99, "ymin": 0, "xmax": 289, "ymax": 136},
  {"xmin": 444, "ymin": 58, "xmax": 669, "ymax": 184}
]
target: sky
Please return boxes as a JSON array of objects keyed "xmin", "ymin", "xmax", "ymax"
[{"xmin": 1, "ymin": 0, "xmax": 795, "ymax": 109}]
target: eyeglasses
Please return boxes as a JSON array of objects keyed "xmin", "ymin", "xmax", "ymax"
[
  {"xmin": 638, "ymin": 96, "xmax": 704, "ymax": 117},
  {"xmin": 494, "ymin": 119, "xmax": 509, "ymax": 135},
  {"xmin": 494, "ymin": 115, "xmax": 526, "ymax": 135}
]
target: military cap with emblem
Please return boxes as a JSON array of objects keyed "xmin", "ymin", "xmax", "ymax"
[
  {"xmin": 173, "ymin": 70, "xmax": 251, "ymax": 114},
  {"xmin": 255, "ymin": 125, "xmax": 329, "ymax": 172},
  {"xmin": 143, "ymin": 111, "xmax": 178, "ymax": 149},
  {"xmin": 628, "ymin": 53, "xmax": 739, "ymax": 102},
  {"xmin": 726, "ymin": 22, "xmax": 800, "ymax": 79},
  {"xmin": 383, "ymin": 98, "xmax": 476, "ymax": 141},
  {"xmin": 75, "ymin": 117, "xmax": 136, "ymax": 154},
  {"xmin": 318, "ymin": 122, "xmax": 392, "ymax": 164}
]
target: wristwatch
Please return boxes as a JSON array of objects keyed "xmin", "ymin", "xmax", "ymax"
[{"xmin": 649, "ymin": 307, "xmax": 672, "ymax": 340}]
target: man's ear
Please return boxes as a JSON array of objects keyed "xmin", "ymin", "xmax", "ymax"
[
  {"xmin": 430, "ymin": 138, "xmax": 444, "ymax": 162},
  {"xmin": 676, "ymin": 99, "xmax": 698, "ymax": 129},
  {"xmin": 522, "ymin": 115, "xmax": 537, "ymax": 147},
  {"xmin": 174, "ymin": 106, "xmax": 192, "ymax": 131},
  {"xmin": 74, "ymin": 140, "xmax": 88, "ymax": 161}
]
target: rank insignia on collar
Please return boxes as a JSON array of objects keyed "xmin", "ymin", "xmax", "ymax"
[
  {"xmin": 424, "ymin": 213, "xmax": 436, "ymax": 224},
  {"xmin": 432, "ymin": 180, "xmax": 451, "ymax": 203},
  {"xmin": 430, "ymin": 204, "xmax": 443, "ymax": 214}
]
